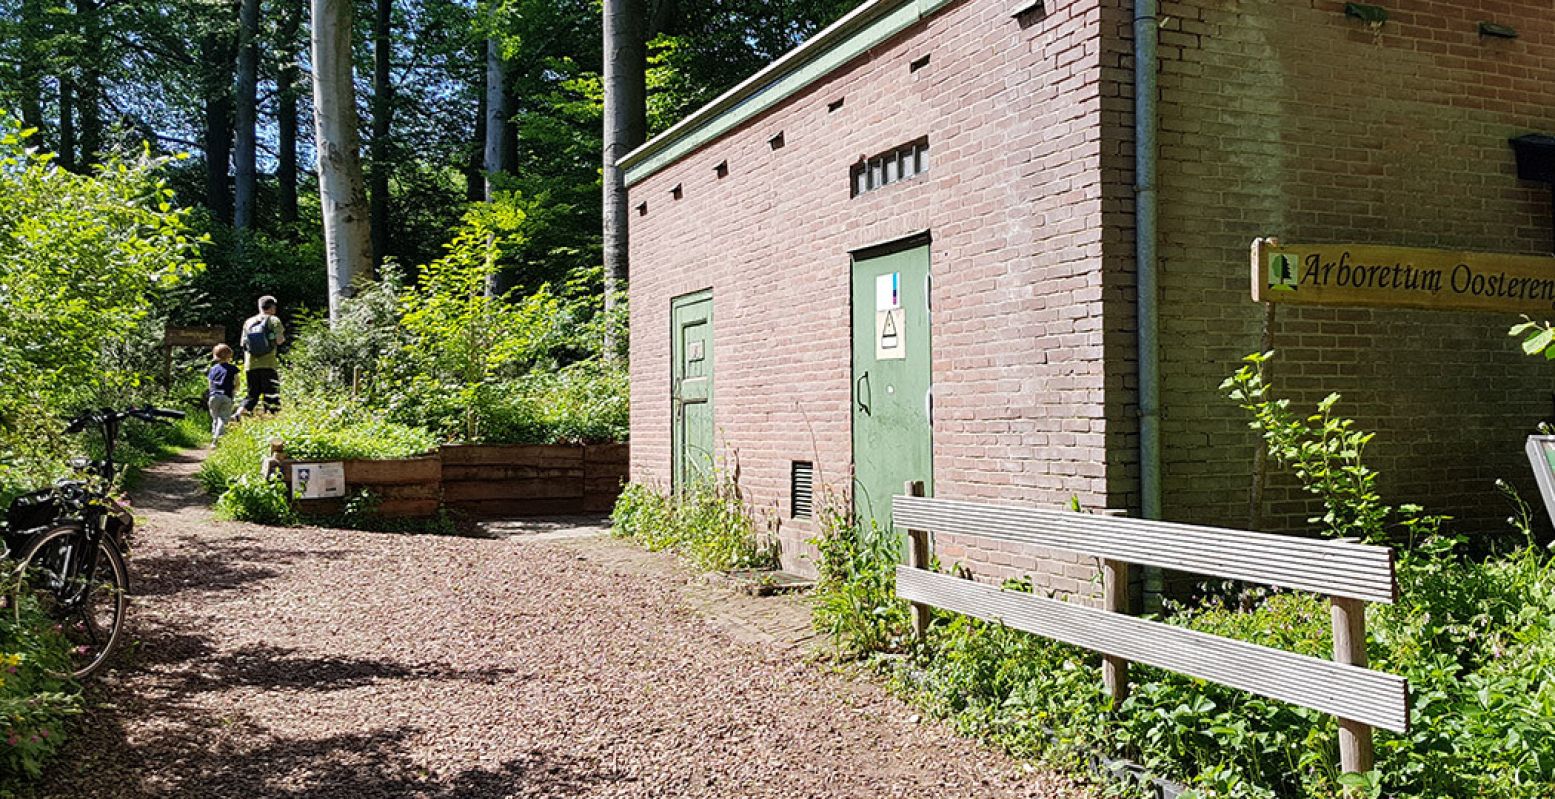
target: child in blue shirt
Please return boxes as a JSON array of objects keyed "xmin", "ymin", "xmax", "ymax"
[{"xmin": 207, "ymin": 344, "xmax": 239, "ymax": 445}]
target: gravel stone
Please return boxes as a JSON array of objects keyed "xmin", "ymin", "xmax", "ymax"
[{"xmin": 26, "ymin": 453, "xmax": 1084, "ymax": 799}]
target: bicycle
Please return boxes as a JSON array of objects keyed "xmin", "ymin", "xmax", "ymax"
[{"xmin": 2, "ymin": 405, "xmax": 185, "ymax": 679}]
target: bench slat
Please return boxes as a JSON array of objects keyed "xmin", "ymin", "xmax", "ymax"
[
  {"xmin": 896, "ymin": 567, "xmax": 1410, "ymax": 732},
  {"xmin": 893, "ymin": 496, "xmax": 1396, "ymax": 603}
]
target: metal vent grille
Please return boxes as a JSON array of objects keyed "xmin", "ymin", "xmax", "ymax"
[{"xmin": 791, "ymin": 461, "xmax": 814, "ymax": 519}]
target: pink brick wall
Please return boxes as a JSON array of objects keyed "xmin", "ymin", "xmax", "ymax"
[
  {"xmin": 628, "ymin": 0, "xmax": 1120, "ymax": 589},
  {"xmin": 1145, "ymin": 0, "xmax": 1555, "ymax": 535}
]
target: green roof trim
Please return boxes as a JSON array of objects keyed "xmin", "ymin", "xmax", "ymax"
[{"xmin": 619, "ymin": 0, "xmax": 955, "ymax": 187}]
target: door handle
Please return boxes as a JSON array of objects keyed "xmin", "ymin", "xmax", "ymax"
[{"xmin": 856, "ymin": 371, "xmax": 872, "ymax": 415}]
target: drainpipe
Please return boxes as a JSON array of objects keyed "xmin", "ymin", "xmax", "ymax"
[{"xmin": 1134, "ymin": 0, "xmax": 1163, "ymax": 608}]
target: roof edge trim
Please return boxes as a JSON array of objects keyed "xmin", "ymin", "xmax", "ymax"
[{"xmin": 619, "ymin": 0, "xmax": 954, "ymax": 187}]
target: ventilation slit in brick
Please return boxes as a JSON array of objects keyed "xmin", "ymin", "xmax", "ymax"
[
  {"xmin": 827, "ymin": 97, "xmax": 845, "ymax": 113},
  {"xmin": 909, "ymin": 54, "xmax": 930, "ymax": 73},
  {"xmin": 791, "ymin": 462, "xmax": 814, "ymax": 519},
  {"xmin": 768, "ymin": 131, "xmax": 785, "ymax": 150},
  {"xmin": 1013, "ymin": 2, "xmax": 1047, "ymax": 29},
  {"xmin": 714, "ymin": 160, "xmax": 729, "ymax": 178},
  {"xmin": 850, "ymin": 138, "xmax": 930, "ymax": 197}
]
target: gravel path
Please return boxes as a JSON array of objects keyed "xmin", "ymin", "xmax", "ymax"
[{"xmin": 29, "ymin": 452, "xmax": 1081, "ymax": 798}]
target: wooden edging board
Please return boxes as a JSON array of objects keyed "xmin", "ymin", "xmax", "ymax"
[
  {"xmin": 896, "ymin": 567, "xmax": 1410, "ymax": 733},
  {"xmin": 1250, "ymin": 238, "xmax": 1555, "ymax": 315},
  {"xmin": 892, "ymin": 495, "xmax": 1397, "ymax": 603}
]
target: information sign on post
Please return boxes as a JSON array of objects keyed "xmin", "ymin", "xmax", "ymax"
[
  {"xmin": 1252, "ymin": 239, "xmax": 1555, "ymax": 314},
  {"xmin": 292, "ymin": 462, "xmax": 347, "ymax": 500}
]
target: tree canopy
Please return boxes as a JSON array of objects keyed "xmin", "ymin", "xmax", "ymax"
[{"xmin": 0, "ymin": 0, "xmax": 857, "ymax": 328}]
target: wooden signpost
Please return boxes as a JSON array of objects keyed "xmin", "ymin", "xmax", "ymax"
[
  {"xmin": 1251, "ymin": 238, "xmax": 1555, "ymax": 314},
  {"xmin": 161, "ymin": 325, "xmax": 227, "ymax": 390}
]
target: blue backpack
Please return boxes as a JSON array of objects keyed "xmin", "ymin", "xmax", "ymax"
[{"xmin": 244, "ymin": 316, "xmax": 274, "ymax": 357}]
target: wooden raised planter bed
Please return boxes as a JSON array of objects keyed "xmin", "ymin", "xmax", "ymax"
[{"xmin": 281, "ymin": 443, "xmax": 628, "ymax": 519}]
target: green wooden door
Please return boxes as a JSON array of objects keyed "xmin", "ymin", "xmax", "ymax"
[
  {"xmin": 671, "ymin": 290, "xmax": 714, "ymax": 490},
  {"xmin": 851, "ymin": 245, "xmax": 932, "ymax": 530}
]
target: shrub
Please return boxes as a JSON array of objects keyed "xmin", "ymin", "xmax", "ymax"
[
  {"xmin": 274, "ymin": 218, "xmax": 626, "ymax": 449},
  {"xmin": 1221, "ymin": 351, "xmax": 1447, "ymax": 544},
  {"xmin": 611, "ymin": 475, "xmax": 779, "ymax": 572},
  {"xmin": 0, "ymin": 117, "xmax": 203, "ymax": 505},
  {"xmin": 0, "ymin": 594, "xmax": 82, "ymax": 781},
  {"xmin": 213, "ymin": 474, "xmax": 296, "ymax": 525},
  {"xmin": 809, "ymin": 500, "xmax": 912, "ymax": 658},
  {"xmin": 472, "ymin": 363, "xmax": 629, "ymax": 445},
  {"xmin": 201, "ymin": 399, "xmax": 437, "ymax": 527},
  {"xmin": 198, "ymin": 401, "xmax": 437, "ymax": 497}
]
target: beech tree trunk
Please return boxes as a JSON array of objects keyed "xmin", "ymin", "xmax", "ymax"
[
  {"xmin": 602, "ymin": 0, "xmax": 647, "ymax": 356},
  {"xmin": 482, "ymin": 37, "xmax": 511, "ymax": 200},
  {"xmin": 369, "ymin": 0, "xmax": 393, "ymax": 268},
  {"xmin": 200, "ymin": 32, "xmax": 234, "ymax": 223},
  {"xmin": 277, "ymin": 0, "xmax": 303, "ymax": 230},
  {"xmin": 482, "ymin": 37, "xmax": 513, "ymax": 296},
  {"xmin": 232, "ymin": 0, "xmax": 261, "ymax": 230},
  {"xmin": 311, "ymin": 0, "xmax": 374, "ymax": 321}
]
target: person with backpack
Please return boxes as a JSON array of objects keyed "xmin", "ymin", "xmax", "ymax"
[{"xmin": 238, "ymin": 295, "xmax": 286, "ymax": 416}]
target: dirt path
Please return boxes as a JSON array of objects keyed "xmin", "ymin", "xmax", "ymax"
[{"xmin": 28, "ymin": 452, "xmax": 1080, "ymax": 799}]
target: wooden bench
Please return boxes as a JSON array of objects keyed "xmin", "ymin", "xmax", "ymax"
[{"xmin": 892, "ymin": 484, "xmax": 1408, "ymax": 776}]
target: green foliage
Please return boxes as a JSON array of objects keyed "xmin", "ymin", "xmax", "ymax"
[
  {"xmin": 0, "ymin": 120, "xmax": 203, "ymax": 503},
  {"xmin": 199, "ymin": 399, "xmax": 435, "ymax": 497},
  {"xmin": 809, "ymin": 499, "xmax": 912, "ymax": 658},
  {"xmin": 281, "ymin": 208, "xmax": 625, "ymax": 447},
  {"xmin": 463, "ymin": 363, "xmax": 629, "ymax": 445},
  {"xmin": 175, "ymin": 220, "xmax": 327, "ymax": 338},
  {"xmin": 1221, "ymin": 352, "xmax": 1447, "ymax": 544},
  {"xmin": 611, "ymin": 476, "xmax": 779, "ymax": 572},
  {"xmin": 0, "ymin": 593, "xmax": 82, "ymax": 782},
  {"xmin": 212, "ymin": 473, "xmax": 296, "ymax": 526},
  {"xmin": 281, "ymin": 274, "xmax": 404, "ymax": 403},
  {"xmin": 1510, "ymin": 317, "xmax": 1555, "ymax": 361}
]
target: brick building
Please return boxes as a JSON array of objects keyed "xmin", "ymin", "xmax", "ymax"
[{"xmin": 620, "ymin": 0, "xmax": 1555, "ymax": 586}]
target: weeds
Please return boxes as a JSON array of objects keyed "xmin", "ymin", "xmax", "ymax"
[
  {"xmin": 808, "ymin": 496, "xmax": 911, "ymax": 657},
  {"xmin": 611, "ymin": 473, "xmax": 779, "ymax": 572}
]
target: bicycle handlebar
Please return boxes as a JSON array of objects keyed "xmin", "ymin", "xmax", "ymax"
[{"xmin": 64, "ymin": 405, "xmax": 186, "ymax": 434}]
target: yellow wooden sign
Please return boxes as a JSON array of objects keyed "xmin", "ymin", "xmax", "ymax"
[{"xmin": 1250, "ymin": 239, "xmax": 1555, "ymax": 314}]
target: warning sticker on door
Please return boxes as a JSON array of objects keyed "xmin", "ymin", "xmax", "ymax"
[
  {"xmin": 875, "ymin": 272, "xmax": 901, "ymax": 311},
  {"xmin": 876, "ymin": 308, "xmax": 906, "ymax": 360}
]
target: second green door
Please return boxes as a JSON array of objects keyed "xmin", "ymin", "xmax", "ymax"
[{"xmin": 851, "ymin": 244, "xmax": 933, "ymax": 530}]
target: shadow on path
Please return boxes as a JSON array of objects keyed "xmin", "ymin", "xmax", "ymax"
[{"xmin": 21, "ymin": 452, "xmax": 624, "ymax": 799}]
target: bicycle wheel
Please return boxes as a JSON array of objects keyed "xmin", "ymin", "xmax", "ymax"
[{"xmin": 14, "ymin": 524, "xmax": 129, "ymax": 679}]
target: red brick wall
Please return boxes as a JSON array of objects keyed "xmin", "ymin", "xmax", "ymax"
[
  {"xmin": 630, "ymin": 0, "xmax": 1555, "ymax": 588},
  {"xmin": 628, "ymin": 0, "xmax": 1121, "ymax": 588},
  {"xmin": 1147, "ymin": 0, "xmax": 1555, "ymax": 535}
]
